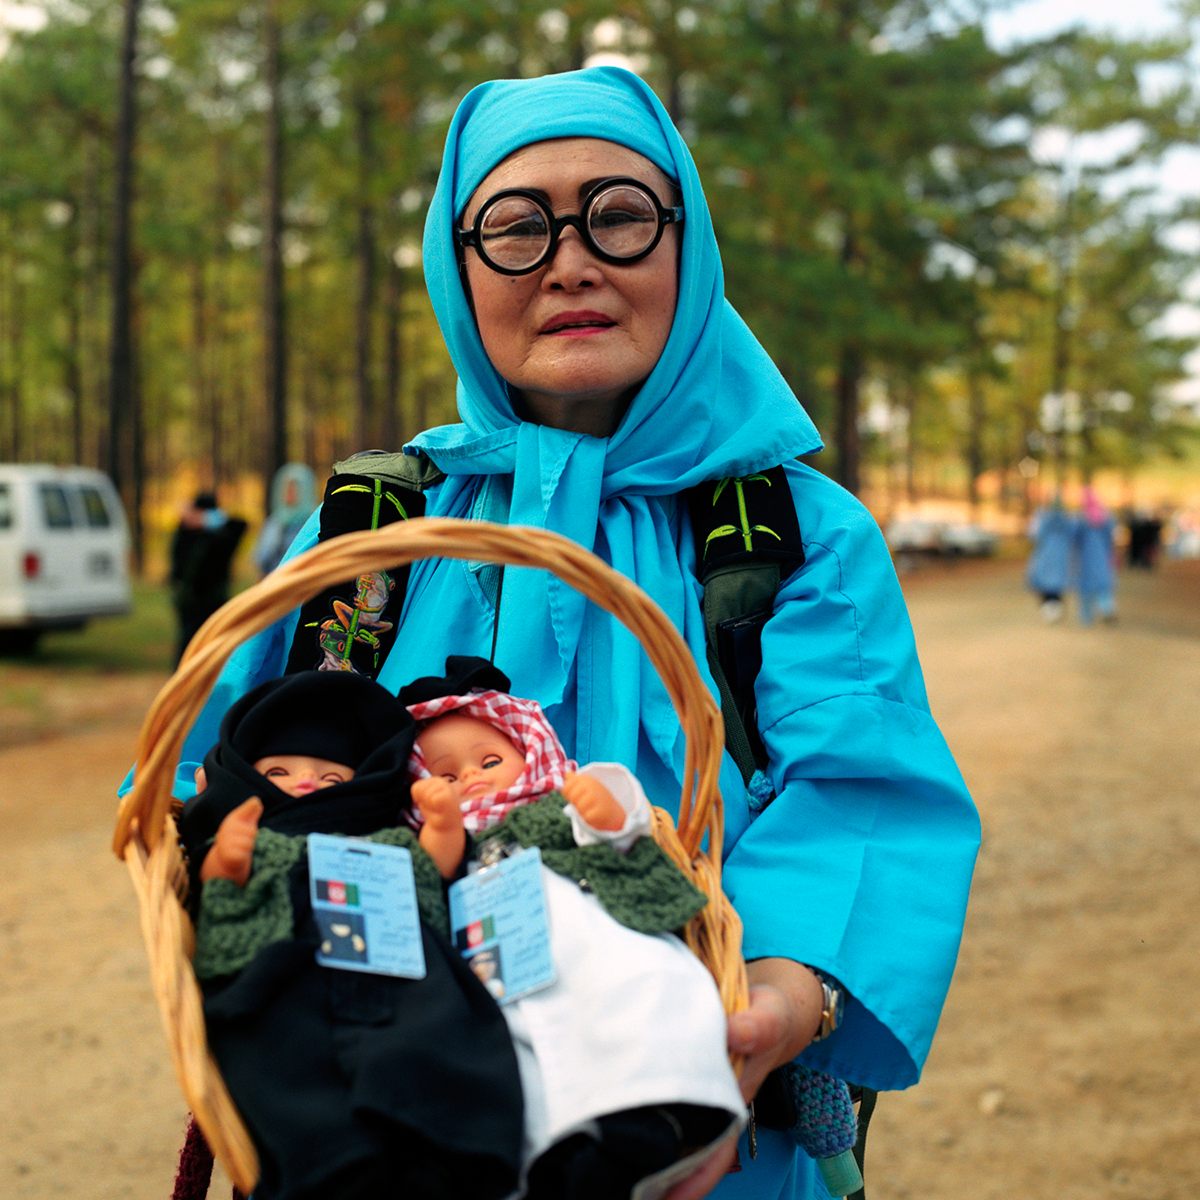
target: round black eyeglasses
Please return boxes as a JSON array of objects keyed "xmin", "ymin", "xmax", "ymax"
[{"xmin": 456, "ymin": 177, "xmax": 684, "ymax": 276}]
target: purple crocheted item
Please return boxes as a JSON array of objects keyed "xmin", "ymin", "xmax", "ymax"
[{"xmin": 787, "ymin": 1064, "xmax": 858, "ymax": 1159}]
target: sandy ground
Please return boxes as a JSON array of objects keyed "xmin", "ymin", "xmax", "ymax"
[{"xmin": 1, "ymin": 555, "xmax": 1196, "ymax": 1200}]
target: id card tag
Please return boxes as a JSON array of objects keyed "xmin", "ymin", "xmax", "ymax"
[
  {"xmin": 307, "ymin": 833, "xmax": 426, "ymax": 979},
  {"xmin": 448, "ymin": 847, "xmax": 555, "ymax": 1005}
]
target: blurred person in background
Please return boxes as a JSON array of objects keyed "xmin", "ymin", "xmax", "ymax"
[
  {"xmin": 253, "ymin": 463, "xmax": 317, "ymax": 577},
  {"xmin": 1074, "ymin": 487, "xmax": 1118, "ymax": 626},
  {"xmin": 169, "ymin": 490, "xmax": 247, "ymax": 666},
  {"xmin": 1026, "ymin": 494, "xmax": 1073, "ymax": 623}
]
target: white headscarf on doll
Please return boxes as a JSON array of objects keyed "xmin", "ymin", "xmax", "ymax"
[{"xmin": 410, "ymin": 66, "xmax": 822, "ymax": 785}]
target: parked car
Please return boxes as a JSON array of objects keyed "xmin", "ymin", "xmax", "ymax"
[
  {"xmin": 938, "ymin": 522, "xmax": 999, "ymax": 557},
  {"xmin": 0, "ymin": 464, "xmax": 132, "ymax": 651},
  {"xmin": 886, "ymin": 517, "xmax": 999, "ymax": 560},
  {"xmin": 885, "ymin": 517, "xmax": 945, "ymax": 555}
]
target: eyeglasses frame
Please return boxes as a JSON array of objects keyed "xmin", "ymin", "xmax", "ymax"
[{"xmin": 456, "ymin": 176, "xmax": 684, "ymax": 277}]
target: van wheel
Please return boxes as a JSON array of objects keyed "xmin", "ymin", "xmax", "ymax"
[{"xmin": 0, "ymin": 629, "xmax": 42, "ymax": 656}]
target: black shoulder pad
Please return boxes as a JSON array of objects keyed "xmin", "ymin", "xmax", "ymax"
[
  {"xmin": 687, "ymin": 465, "xmax": 805, "ymax": 579},
  {"xmin": 283, "ymin": 471, "xmax": 426, "ymax": 679}
]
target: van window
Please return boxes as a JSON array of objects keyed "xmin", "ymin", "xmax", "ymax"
[
  {"xmin": 39, "ymin": 483, "xmax": 75, "ymax": 529},
  {"xmin": 0, "ymin": 484, "xmax": 10, "ymax": 530},
  {"xmin": 78, "ymin": 484, "xmax": 114, "ymax": 528}
]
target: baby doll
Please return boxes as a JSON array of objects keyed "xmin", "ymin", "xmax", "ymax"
[
  {"xmin": 401, "ymin": 657, "xmax": 746, "ymax": 1200},
  {"xmin": 177, "ymin": 669, "xmax": 524, "ymax": 1200}
]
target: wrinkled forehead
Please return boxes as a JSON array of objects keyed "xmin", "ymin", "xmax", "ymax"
[
  {"xmin": 451, "ymin": 69, "xmax": 679, "ymax": 215},
  {"xmin": 462, "ymin": 138, "xmax": 677, "ymax": 223}
]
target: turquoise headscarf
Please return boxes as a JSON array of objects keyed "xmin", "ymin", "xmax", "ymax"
[{"xmin": 410, "ymin": 66, "xmax": 822, "ymax": 776}]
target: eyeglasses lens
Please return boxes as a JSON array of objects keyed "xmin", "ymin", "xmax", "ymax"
[
  {"xmin": 479, "ymin": 197, "xmax": 551, "ymax": 271},
  {"xmin": 589, "ymin": 186, "xmax": 659, "ymax": 258}
]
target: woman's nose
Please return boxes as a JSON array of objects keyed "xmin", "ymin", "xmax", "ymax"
[{"xmin": 542, "ymin": 227, "xmax": 601, "ymax": 289}]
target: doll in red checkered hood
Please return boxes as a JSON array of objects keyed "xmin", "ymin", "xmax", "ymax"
[{"xmin": 402, "ymin": 656, "xmax": 746, "ymax": 1200}]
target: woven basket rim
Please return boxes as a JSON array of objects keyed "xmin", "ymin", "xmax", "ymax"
[{"xmin": 112, "ymin": 516, "xmax": 747, "ymax": 1193}]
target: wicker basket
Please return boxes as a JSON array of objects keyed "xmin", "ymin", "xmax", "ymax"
[{"xmin": 112, "ymin": 517, "xmax": 749, "ymax": 1194}]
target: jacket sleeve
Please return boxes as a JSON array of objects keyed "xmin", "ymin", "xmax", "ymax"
[{"xmin": 718, "ymin": 463, "xmax": 980, "ymax": 1092}]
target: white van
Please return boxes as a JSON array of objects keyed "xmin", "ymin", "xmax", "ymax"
[{"xmin": 0, "ymin": 463, "xmax": 133, "ymax": 649}]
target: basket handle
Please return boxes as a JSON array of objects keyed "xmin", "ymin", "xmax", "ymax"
[{"xmin": 114, "ymin": 518, "xmax": 727, "ymax": 867}]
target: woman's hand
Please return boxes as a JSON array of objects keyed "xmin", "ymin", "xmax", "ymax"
[
  {"xmin": 200, "ymin": 798, "xmax": 263, "ymax": 887},
  {"xmin": 728, "ymin": 958, "xmax": 825, "ymax": 1102},
  {"xmin": 663, "ymin": 958, "xmax": 826, "ymax": 1200}
]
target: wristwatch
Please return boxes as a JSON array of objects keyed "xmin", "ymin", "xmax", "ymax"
[{"xmin": 811, "ymin": 971, "xmax": 844, "ymax": 1042}]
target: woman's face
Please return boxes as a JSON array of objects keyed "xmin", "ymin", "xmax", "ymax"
[{"xmin": 460, "ymin": 138, "xmax": 679, "ymax": 437}]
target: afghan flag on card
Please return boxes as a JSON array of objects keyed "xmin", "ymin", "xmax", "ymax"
[
  {"xmin": 315, "ymin": 878, "xmax": 360, "ymax": 906},
  {"xmin": 455, "ymin": 915, "xmax": 496, "ymax": 951}
]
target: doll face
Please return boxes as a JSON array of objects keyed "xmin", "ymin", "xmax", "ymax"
[
  {"xmin": 416, "ymin": 713, "xmax": 525, "ymax": 804},
  {"xmin": 254, "ymin": 754, "xmax": 355, "ymax": 797}
]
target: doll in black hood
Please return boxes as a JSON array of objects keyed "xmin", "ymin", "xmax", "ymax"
[{"xmin": 178, "ymin": 670, "xmax": 523, "ymax": 1200}]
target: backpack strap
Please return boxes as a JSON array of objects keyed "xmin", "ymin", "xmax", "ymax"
[
  {"xmin": 690, "ymin": 466, "xmax": 880, "ymax": 1199},
  {"xmin": 283, "ymin": 450, "xmax": 444, "ymax": 678},
  {"xmin": 686, "ymin": 465, "xmax": 805, "ymax": 787}
]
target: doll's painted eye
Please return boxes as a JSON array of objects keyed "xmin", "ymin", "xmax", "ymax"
[
  {"xmin": 264, "ymin": 766, "xmax": 289, "ymax": 779},
  {"xmin": 320, "ymin": 772, "xmax": 347, "ymax": 785},
  {"xmin": 482, "ymin": 755, "xmax": 504, "ymax": 769},
  {"xmin": 440, "ymin": 773, "xmax": 458, "ymax": 783}
]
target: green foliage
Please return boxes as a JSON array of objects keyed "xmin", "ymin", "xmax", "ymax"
[{"xmin": 0, "ymin": 0, "xmax": 1196, "ymax": 510}]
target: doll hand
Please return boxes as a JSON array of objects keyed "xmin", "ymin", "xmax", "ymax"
[
  {"xmin": 200, "ymin": 798, "xmax": 263, "ymax": 887},
  {"xmin": 414, "ymin": 778, "xmax": 466, "ymax": 880},
  {"xmin": 562, "ymin": 772, "xmax": 625, "ymax": 832}
]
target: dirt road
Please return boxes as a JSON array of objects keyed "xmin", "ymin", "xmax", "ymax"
[{"xmin": 1, "ymin": 557, "xmax": 1196, "ymax": 1199}]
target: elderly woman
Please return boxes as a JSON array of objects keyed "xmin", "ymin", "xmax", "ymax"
[{"xmin": 165, "ymin": 66, "xmax": 979, "ymax": 1200}]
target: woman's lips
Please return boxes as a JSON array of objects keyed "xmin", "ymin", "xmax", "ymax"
[{"xmin": 539, "ymin": 310, "xmax": 616, "ymax": 336}]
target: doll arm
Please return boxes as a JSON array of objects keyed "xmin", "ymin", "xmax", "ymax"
[
  {"xmin": 563, "ymin": 763, "xmax": 652, "ymax": 853},
  {"xmin": 413, "ymin": 776, "xmax": 467, "ymax": 880},
  {"xmin": 199, "ymin": 798, "xmax": 263, "ymax": 887}
]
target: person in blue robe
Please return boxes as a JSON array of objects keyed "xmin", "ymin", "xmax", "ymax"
[
  {"xmin": 1026, "ymin": 498, "xmax": 1074, "ymax": 623},
  {"xmin": 129, "ymin": 66, "xmax": 979, "ymax": 1200}
]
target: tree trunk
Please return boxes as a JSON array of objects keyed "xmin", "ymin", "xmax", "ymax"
[
  {"xmin": 835, "ymin": 341, "xmax": 862, "ymax": 495},
  {"xmin": 190, "ymin": 259, "xmax": 214, "ymax": 483},
  {"xmin": 210, "ymin": 132, "xmax": 233, "ymax": 488},
  {"xmin": 107, "ymin": 0, "xmax": 141, "ymax": 551},
  {"xmin": 382, "ymin": 254, "xmax": 402, "ymax": 449},
  {"xmin": 834, "ymin": 224, "xmax": 862, "ymax": 495},
  {"xmin": 63, "ymin": 202, "xmax": 85, "ymax": 464},
  {"xmin": 966, "ymin": 369, "xmax": 985, "ymax": 514},
  {"xmin": 0, "ymin": 218, "xmax": 13, "ymax": 460},
  {"xmin": 82, "ymin": 133, "xmax": 106, "ymax": 469},
  {"xmin": 262, "ymin": 0, "xmax": 288, "ymax": 503},
  {"xmin": 354, "ymin": 94, "xmax": 376, "ymax": 451}
]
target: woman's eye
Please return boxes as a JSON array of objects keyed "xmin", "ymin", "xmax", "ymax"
[{"xmin": 592, "ymin": 208, "xmax": 645, "ymax": 229}]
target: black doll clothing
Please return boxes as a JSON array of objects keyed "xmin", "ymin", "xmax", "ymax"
[{"xmin": 178, "ymin": 671, "xmax": 524, "ymax": 1200}]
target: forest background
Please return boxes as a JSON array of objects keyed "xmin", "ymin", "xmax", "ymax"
[{"xmin": 2, "ymin": 0, "xmax": 1199, "ymax": 571}]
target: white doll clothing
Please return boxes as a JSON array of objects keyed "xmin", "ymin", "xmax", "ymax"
[{"xmin": 504, "ymin": 762, "xmax": 745, "ymax": 1185}]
